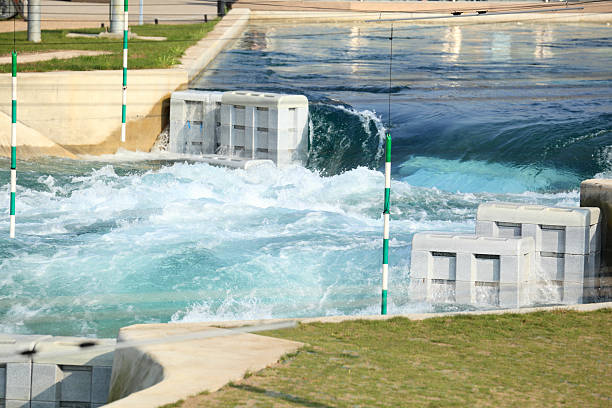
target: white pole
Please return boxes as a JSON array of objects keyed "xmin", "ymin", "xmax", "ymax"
[
  {"xmin": 10, "ymin": 52, "xmax": 17, "ymax": 238},
  {"xmin": 27, "ymin": 0, "xmax": 41, "ymax": 43},
  {"xmin": 139, "ymin": 0, "xmax": 144, "ymax": 25},
  {"xmin": 121, "ymin": 2, "xmax": 128, "ymax": 142}
]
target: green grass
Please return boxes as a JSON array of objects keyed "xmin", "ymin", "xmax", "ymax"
[
  {"xmin": 0, "ymin": 20, "xmax": 219, "ymax": 72},
  {"xmin": 178, "ymin": 309, "xmax": 612, "ymax": 407}
]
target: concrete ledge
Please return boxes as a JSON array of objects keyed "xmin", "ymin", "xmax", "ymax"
[
  {"xmin": 179, "ymin": 8, "xmax": 251, "ymax": 82},
  {"xmin": 249, "ymin": 10, "xmax": 612, "ymax": 24},
  {"xmin": 200, "ymin": 301, "xmax": 612, "ymax": 328},
  {"xmin": 105, "ymin": 323, "xmax": 302, "ymax": 408}
]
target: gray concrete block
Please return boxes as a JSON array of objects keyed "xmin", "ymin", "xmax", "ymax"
[
  {"xmin": 431, "ymin": 252, "xmax": 456, "ymax": 280},
  {"xmin": 32, "ymin": 364, "xmax": 61, "ymax": 402},
  {"xmin": 409, "ymin": 250, "xmax": 430, "ymax": 280},
  {"xmin": 409, "ymin": 278, "xmax": 427, "ymax": 302},
  {"xmin": 31, "ymin": 402, "xmax": 58, "ymax": 408},
  {"xmin": 91, "ymin": 367, "xmax": 111, "ymax": 404},
  {"xmin": 1, "ymin": 364, "xmax": 6, "ymax": 399},
  {"xmin": 538, "ymin": 253, "xmax": 565, "ymax": 281},
  {"xmin": 60, "ymin": 367, "xmax": 91, "ymax": 403},
  {"xmin": 5, "ymin": 400, "xmax": 30, "ymax": 408},
  {"xmin": 499, "ymin": 284, "xmax": 516, "ymax": 308},
  {"xmin": 6, "ymin": 362, "xmax": 32, "ymax": 400},
  {"xmin": 455, "ymin": 281, "xmax": 473, "ymax": 305},
  {"xmin": 562, "ymin": 282, "xmax": 584, "ymax": 304},
  {"xmin": 540, "ymin": 225, "xmax": 566, "ymax": 253},
  {"xmin": 475, "ymin": 255, "xmax": 499, "ymax": 283},
  {"xmin": 455, "ymin": 252, "xmax": 473, "ymax": 282}
]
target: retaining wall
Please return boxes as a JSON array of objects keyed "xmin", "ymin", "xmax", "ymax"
[{"xmin": 0, "ymin": 8, "xmax": 251, "ymax": 160}]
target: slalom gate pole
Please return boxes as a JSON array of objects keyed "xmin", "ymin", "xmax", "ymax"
[
  {"xmin": 121, "ymin": 1, "xmax": 128, "ymax": 142},
  {"xmin": 9, "ymin": 51, "xmax": 16, "ymax": 238},
  {"xmin": 381, "ymin": 25, "xmax": 393, "ymax": 315}
]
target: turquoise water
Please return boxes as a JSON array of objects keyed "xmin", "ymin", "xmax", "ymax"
[{"xmin": 1, "ymin": 22, "xmax": 611, "ymax": 337}]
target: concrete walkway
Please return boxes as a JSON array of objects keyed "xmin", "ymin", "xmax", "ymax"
[
  {"xmin": 105, "ymin": 323, "xmax": 303, "ymax": 408},
  {"xmin": 0, "ymin": 0, "xmax": 219, "ymax": 33}
]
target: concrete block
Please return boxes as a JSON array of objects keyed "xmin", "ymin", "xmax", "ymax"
[
  {"xmin": 5, "ymin": 400, "xmax": 30, "ymax": 408},
  {"xmin": 538, "ymin": 253, "xmax": 565, "ymax": 281},
  {"xmin": 60, "ymin": 366, "xmax": 91, "ymax": 403},
  {"xmin": 431, "ymin": 252, "xmax": 456, "ymax": 281},
  {"xmin": 412, "ymin": 233, "xmax": 534, "ymax": 257},
  {"xmin": 429, "ymin": 280, "xmax": 456, "ymax": 303},
  {"xmin": 455, "ymin": 252, "xmax": 473, "ymax": 282},
  {"xmin": 1, "ymin": 364, "xmax": 6, "ymax": 399},
  {"xmin": 455, "ymin": 280, "xmax": 474, "ymax": 304},
  {"xmin": 6, "ymin": 362, "xmax": 32, "ymax": 400},
  {"xmin": 476, "ymin": 202, "xmax": 601, "ymax": 255},
  {"xmin": 409, "ymin": 250, "xmax": 430, "ymax": 280},
  {"xmin": 473, "ymin": 282, "xmax": 500, "ymax": 306},
  {"xmin": 410, "ymin": 233, "xmax": 533, "ymax": 307},
  {"xmin": 499, "ymin": 283, "xmax": 529, "ymax": 308},
  {"xmin": 31, "ymin": 402, "xmax": 58, "ymax": 408},
  {"xmin": 580, "ymin": 178, "xmax": 612, "ymax": 258},
  {"xmin": 91, "ymin": 367, "xmax": 111, "ymax": 404},
  {"xmin": 477, "ymin": 202, "xmax": 600, "ymax": 227},
  {"xmin": 32, "ymin": 363, "xmax": 61, "ymax": 401},
  {"xmin": 409, "ymin": 278, "xmax": 427, "ymax": 302},
  {"xmin": 561, "ymin": 281, "xmax": 584, "ymax": 304}
]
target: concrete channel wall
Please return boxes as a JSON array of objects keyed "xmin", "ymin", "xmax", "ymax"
[
  {"xmin": 0, "ymin": 335, "xmax": 115, "ymax": 407},
  {"xmin": 0, "ymin": 8, "xmax": 251, "ymax": 160}
]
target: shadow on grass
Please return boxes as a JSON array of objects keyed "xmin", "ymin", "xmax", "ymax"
[{"xmin": 229, "ymin": 383, "xmax": 335, "ymax": 408}]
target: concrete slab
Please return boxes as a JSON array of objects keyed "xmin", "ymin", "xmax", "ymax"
[{"xmin": 105, "ymin": 324, "xmax": 303, "ymax": 408}]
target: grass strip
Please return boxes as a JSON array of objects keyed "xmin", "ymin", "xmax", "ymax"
[
  {"xmin": 177, "ymin": 309, "xmax": 611, "ymax": 407},
  {"xmin": 0, "ymin": 20, "xmax": 219, "ymax": 72}
]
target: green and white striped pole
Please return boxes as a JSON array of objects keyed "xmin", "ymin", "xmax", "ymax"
[
  {"xmin": 121, "ymin": 1, "xmax": 128, "ymax": 142},
  {"xmin": 9, "ymin": 51, "xmax": 17, "ymax": 238},
  {"xmin": 381, "ymin": 26, "xmax": 393, "ymax": 315},
  {"xmin": 381, "ymin": 131, "xmax": 391, "ymax": 314}
]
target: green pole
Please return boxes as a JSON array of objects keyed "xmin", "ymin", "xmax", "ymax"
[
  {"xmin": 121, "ymin": 1, "xmax": 128, "ymax": 142},
  {"xmin": 10, "ymin": 51, "xmax": 17, "ymax": 238},
  {"xmin": 381, "ymin": 131, "xmax": 391, "ymax": 314}
]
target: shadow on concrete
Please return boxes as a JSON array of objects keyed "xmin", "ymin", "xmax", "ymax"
[{"xmin": 229, "ymin": 383, "xmax": 335, "ymax": 408}]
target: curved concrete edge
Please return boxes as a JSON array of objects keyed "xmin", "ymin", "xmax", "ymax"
[
  {"xmin": 0, "ymin": 110, "xmax": 78, "ymax": 160},
  {"xmin": 105, "ymin": 323, "xmax": 302, "ymax": 408},
  {"xmin": 179, "ymin": 8, "xmax": 251, "ymax": 82},
  {"xmin": 200, "ymin": 301, "xmax": 612, "ymax": 328},
  {"xmin": 249, "ymin": 10, "xmax": 612, "ymax": 24}
]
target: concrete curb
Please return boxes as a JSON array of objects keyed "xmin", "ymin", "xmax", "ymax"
[
  {"xmin": 201, "ymin": 301, "xmax": 612, "ymax": 328},
  {"xmin": 249, "ymin": 10, "xmax": 612, "ymax": 24},
  {"xmin": 179, "ymin": 8, "xmax": 251, "ymax": 82}
]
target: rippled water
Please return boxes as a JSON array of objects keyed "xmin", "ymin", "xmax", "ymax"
[{"xmin": 0, "ymin": 21, "xmax": 610, "ymax": 337}]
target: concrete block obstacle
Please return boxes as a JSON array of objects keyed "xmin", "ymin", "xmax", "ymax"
[
  {"xmin": 410, "ymin": 233, "xmax": 535, "ymax": 308},
  {"xmin": 0, "ymin": 335, "xmax": 115, "ymax": 408},
  {"xmin": 169, "ymin": 90, "xmax": 223, "ymax": 155},
  {"xmin": 221, "ymin": 91, "xmax": 309, "ymax": 166},
  {"xmin": 581, "ymin": 179, "xmax": 612, "ymax": 301},
  {"xmin": 476, "ymin": 202, "xmax": 601, "ymax": 303},
  {"xmin": 169, "ymin": 90, "xmax": 309, "ymax": 167}
]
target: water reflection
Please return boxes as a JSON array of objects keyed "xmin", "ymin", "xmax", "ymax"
[
  {"xmin": 348, "ymin": 26, "xmax": 363, "ymax": 74},
  {"xmin": 490, "ymin": 32, "xmax": 512, "ymax": 61},
  {"xmin": 534, "ymin": 27, "xmax": 555, "ymax": 60},
  {"xmin": 442, "ymin": 26, "xmax": 462, "ymax": 62}
]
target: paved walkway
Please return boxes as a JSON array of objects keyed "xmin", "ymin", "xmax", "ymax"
[{"xmin": 0, "ymin": 0, "xmax": 218, "ymax": 33}]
